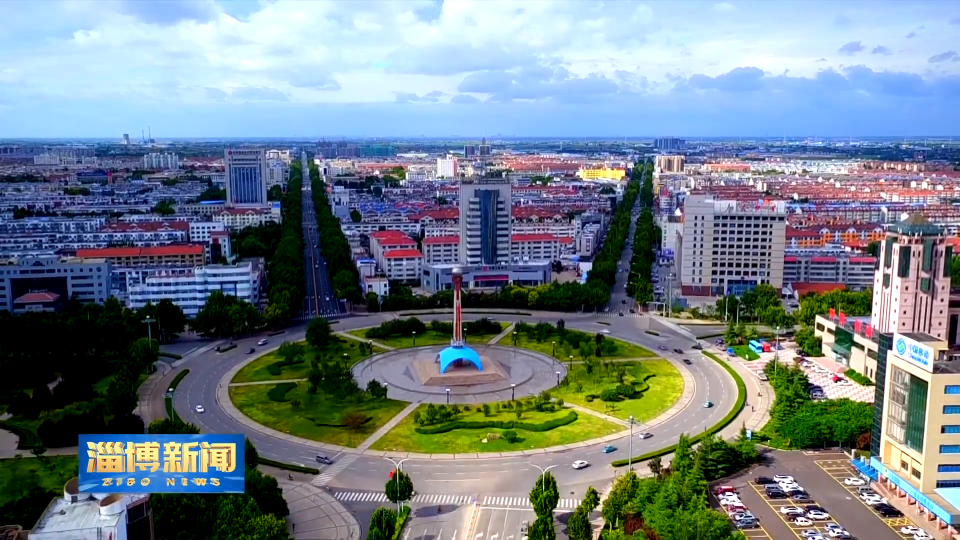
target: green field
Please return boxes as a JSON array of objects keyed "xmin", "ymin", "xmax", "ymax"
[
  {"xmin": 553, "ymin": 360, "xmax": 683, "ymax": 422},
  {"xmin": 346, "ymin": 329, "xmax": 500, "ymax": 349},
  {"xmin": 731, "ymin": 345, "xmax": 760, "ymax": 361},
  {"xmin": 229, "ymin": 383, "xmax": 407, "ymax": 447},
  {"xmin": 371, "ymin": 404, "xmax": 621, "ymax": 453},
  {"xmin": 232, "ymin": 337, "xmax": 381, "ymax": 383},
  {"xmin": 0, "ymin": 455, "xmax": 79, "ymax": 506},
  {"xmin": 513, "ymin": 331, "xmax": 655, "ymax": 360}
]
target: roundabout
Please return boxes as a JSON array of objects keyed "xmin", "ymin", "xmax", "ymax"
[{"xmin": 167, "ymin": 309, "xmax": 743, "ymax": 495}]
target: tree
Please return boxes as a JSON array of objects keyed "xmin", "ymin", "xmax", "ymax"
[
  {"xmin": 244, "ymin": 467, "xmax": 289, "ymax": 519},
  {"xmin": 528, "ymin": 515, "xmax": 556, "ymax": 540},
  {"xmin": 649, "ymin": 455, "xmax": 663, "ymax": 479},
  {"xmin": 583, "ymin": 486, "xmax": 600, "ymax": 512},
  {"xmin": 601, "ymin": 471, "xmax": 638, "ymax": 529},
  {"xmin": 385, "ymin": 470, "xmax": 414, "ymax": 506},
  {"xmin": 306, "ymin": 317, "xmax": 333, "ymax": 349},
  {"xmin": 529, "ymin": 472, "xmax": 559, "ymax": 518},
  {"xmin": 147, "ymin": 418, "xmax": 201, "ymax": 435},
  {"xmin": 567, "ymin": 507, "xmax": 592, "ymax": 540},
  {"xmin": 370, "ymin": 507, "xmax": 398, "ymax": 539},
  {"xmin": 276, "ymin": 341, "xmax": 305, "ymax": 365},
  {"xmin": 152, "ymin": 200, "xmax": 176, "ymax": 215},
  {"xmin": 366, "ymin": 379, "xmax": 388, "ymax": 400},
  {"xmin": 350, "ymin": 209, "xmax": 362, "ymax": 222}
]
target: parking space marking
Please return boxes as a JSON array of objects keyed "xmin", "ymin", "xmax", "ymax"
[
  {"xmin": 814, "ymin": 460, "xmax": 916, "ymax": 539},
  {"xmin": 739, "ymin": 523, "xmax": 773, "ymax": 539},
  {"xmin": 747, "ymin": 484, "xmax": 806, "ymax": 540}
]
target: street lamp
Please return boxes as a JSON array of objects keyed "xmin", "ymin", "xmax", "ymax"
[
  {"xmin": 383, "ymin": 457, "xmax": 410, "ymax": 514},
  {"xmin": 513, "ymin": 331, "xmax": 518, "ymax": 346},
  {"xmin": 143, "ymin": 316, "xmax": 155, "ymax": 343},
  {"xmin": 530, "ymin": 464, "xmax": 557, "ymax": 495},
  {"xmin": 446, "ymin": 388, "xmax": 450, "ymax": 405},
  {"xmin": 511, "ymin": 383, "xmax": 516, "ymax": 401},
  {"xmin": 556, "ymin": 371, "xmax": 561, "ymax": 387},
  {"xmin": 412, "ymin": 331, "xmax": 417, "ymax": 347},
  {"xmin": 627, "ymin": 415, "xmax": 635, "ymax": 470},
  {"xmin": 552, "ymin": 341, "xmax": 556, "ymax": 356},
  {"xmin": 569, "ymin": 355, "xmax": 574, "ymax": 371}
]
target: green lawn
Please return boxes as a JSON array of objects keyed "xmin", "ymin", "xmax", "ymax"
[
  {"xmin": 731, "ymin": 345, "xmax": 760, "ymax": 361},
  {"xmin": 370, "ymin": 404, "xmax": 621, "ymax": 453},
  {"xmin": 229, "ymin": 383, "xmax": 408, "ymax": 448},
  {"xmin": 0, "ymin": 455, "xmax": 79, "ymax": 506},
  {"xmin": 346, "ymin": 329, "xmax": 500, "ymax": 349},
  {"xmin": 513, "ymin": 331, "xmax": 655, "ymax": 360},
  {"xmin": 553, "ymin": 360, "xmax": 683, "ymax": 422},
  {"xmin": 232, "ymin": 337, "xmax": 382, "ymax": 383}
]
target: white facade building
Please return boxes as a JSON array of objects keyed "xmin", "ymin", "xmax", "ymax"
[
  {"xmin": 678, "ymin": 194, "xmax": 787, "ymax": 296},
  {"xmin": 188, "ymin": 221, "xmax": 226, "ymax": 243},
  {"xmin": 266, "ymin": 149, "xmax": 292, "ymax": 163},
  {"xmin": 266, "ymin": 160, "xmax": 290, "ymax": 187},
  {"xmin": 437, "ymin": 157, "xmax": 458, "ymax": 179},
  {"xmin": 382, "ymin": 249, "xmax": 422, "ymax": 282},
  {"xmin": 423, "ymin": 236, "xmax": 461, "ymax": 264},
  {"xmin": 212, "ymin": 207, "xmax": 280, "ymax": 230},
  {"xmin": 142, "ymin": 152, "xmax": 180, "ymax": 170},
  {"xmin": 224, "ymin": 148, "xmax": 268, "ymax": 206},
  {"xmin": 127, "ymin": 261, "xmax": 261, "ymax": 316}
]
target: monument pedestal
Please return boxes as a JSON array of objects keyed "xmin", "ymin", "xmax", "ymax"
[{"xmin": 413, "ymin": 356, "xmax": 508, "ymax": 386}]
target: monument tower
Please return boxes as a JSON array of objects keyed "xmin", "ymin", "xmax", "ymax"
[
  {"xmin": 452, "ymin": 267, "xmax": 464, "ymax": 346},
  {"xmin": 436, "ymin": 267, "xmax": 483, "ymax": 373}
]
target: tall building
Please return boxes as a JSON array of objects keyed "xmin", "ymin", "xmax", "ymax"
[
  {"xmin": 654, "ymin": 137, "xmax": 685, "ymax": 151},
  {"xmin": 459, "ymin": 179, "xmax": 512, "ymax": 265},
  {"xmin": 479, "ymin": 137, "xmax": 491, "ymax": 157},
  {"xmin": 121, "ymin": 134, "xmax": 130, "ymax": 145},
  {"xmin": 142, "ymin": 152, "xmax": 179, "ymax": 170},
  {"xmin": 464, "ymin": 145, "xmax": 477, "ymax": 158},
  {"xmin": 872, "ymin": 215, "xmax": 952, "ymax": 341},
  {"xmin": 224, "ymin": 148, "xmax": 268, "ymax": 207},
  {"xmin": 437, "ymin": 157, "xmax": 458, "ymax": 179},
  {"xmin": 677, "ymin": 194, "xmax": 787, "ymax": 296},
  {"xmin": 266, "ymin": 160, "xmax": 290, "ymax": 187},
  {"xmin": 655, "ymin": 155, "xmax": 685, "ymax": 173}
]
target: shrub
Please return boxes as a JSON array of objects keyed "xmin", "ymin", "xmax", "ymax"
[
  {"xmin": 482, "ymin": 404, "xmax": 491, "ymax": 416},
  {"xmin": 599, "ymin": 388, "xmax": 620, "ymax": 402},
  {"xmin": 502, "ymin": 430, "xmax": 518, "ymax": 442},
  {"xmin": 413, "ymin": 412, "xmax": 579, "ymax": 434},
  {"xmin": 267, "ymin": 382, "xmax": 296, "ymax": 402},
  {"xmin": 845, "ymin": 368, "xmax": 873, "ymax": 386},
  {"xmin": 615, "ymin": 384, "xmax": 635, "ymax": 398},
  {"xmin": 342, "ymin": 411, "xmax": 369, "ymax": 431},
  {"xmin": 585, "ymin": 395, "xmax": 595, "ymax": 402}
]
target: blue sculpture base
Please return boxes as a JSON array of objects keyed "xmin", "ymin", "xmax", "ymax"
[{"xmin": 437, "ymin": 346, "xmax": 483, "ymax": 374}]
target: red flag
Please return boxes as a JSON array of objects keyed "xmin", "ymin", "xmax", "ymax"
[
  {"xmin": 865, "ymin": 325, "xmax": 873, "ymax": 338},
  {"xmin": 829, "ymin": 308, "xmax": 836, "ymax": 319},
  {"xmin": 839, "ymin": 312, "xmax": 846, "ymax": 326},
  {"xmin": 854, "ymin": 320, "xmax": 862, "ymax": 333}
]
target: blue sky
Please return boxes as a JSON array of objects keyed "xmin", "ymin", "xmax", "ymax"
[{"xmin": 1, "ymin": 0, "xmax": 958, "ymax": 138}]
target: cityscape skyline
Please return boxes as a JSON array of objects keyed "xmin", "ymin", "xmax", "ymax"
[{"xmin": 1, "ymin": 0, "xmax": 959, "ymax": 137}]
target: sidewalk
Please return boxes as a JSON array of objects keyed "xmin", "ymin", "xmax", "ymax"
[
  {"xmin": 356, "ymin": 401, "xmax": 421, "ymax": 451},
  {"xmin": 273, "ymin": 470, "xmax": 361, "ymax": 540},
  {"xmin": 488, "ymin": 322, "xmax": 516, "ymax": 345},
  {"xmin": 337, "ymin": 331, "xmax": 395, "ymax": 350}
]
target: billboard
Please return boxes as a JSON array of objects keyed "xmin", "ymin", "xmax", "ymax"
[
  {"xmin": 893, "ymin": 333, "xmax": 934, "ymax": 373},
  {"xmin": 80, "ymin": 434, "xmax": 245, "ymax": 494}
]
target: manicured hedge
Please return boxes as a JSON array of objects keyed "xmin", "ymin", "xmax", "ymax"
[
  {"xmin": 267, "ymin": 382, "xmax": 297, "ymax": 402},
  {"xmin": 170, "ymin": 369, "xmax": 190, "ymax": 391},
  {"xmin": 158, "ymin": 351, "xmax": 183, "ymax": 360},
  {"xmin": 257, "ymin": 457, "xmax": 320, "ymax": 474},
  {"xmin": 267, "ymin": 357, "xmax": 305, "ymax": 376},
  {"xmin": 414, "ymin": 411, "xmax": 577, "ymax": 434},
  {"xmin": 217, "ymin": 343, "xmax": 237, "ymax": 353},
  {"xmin": 0, "ymin": 420, "xmax": 41, "ymax": 449},
  {"xmin": 611, "ymin": 351, "xmax": 746, "ymax": 467},
  {"xmin": 314, "ymin": 417, "xmax": 373, "ymax": 428},
  {"xmin": 844, "ymin": 368, "xmax": 873, "ymax": 386},
  {"xmin": 392, "ymin": 506, "xmax": 411, "ymax": 540}
]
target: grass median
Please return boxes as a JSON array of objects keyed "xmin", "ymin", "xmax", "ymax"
[
  {"xmin": 232, "ymin": 338, "xmax": 381, "ymax": 383},
  {"xmin": 552, "ymin": 360, "xmax": 683, "ymax": 422},
  {"xmin": 230, "ymin": 382, "xmax": 407, "ymax": 448},
  {"xmin": 610, "ymin": 351, "xmax": 746, "ymax": 467},
  {"xmin": 513, "ymin": 331, "xmax": 655, "ymax": 360},
  {"xmin": 346, "ymin": 329, "xmax": 500, "ymax": 349},
  {"xmin": 370, "ymin": 403, "xmax": 621, "ymax": 453}
]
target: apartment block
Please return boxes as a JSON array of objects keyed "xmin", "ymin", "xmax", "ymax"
[
  {"xmin": 382, "ymin": 249, "xmax": 422, "ymax": 282},
  {"xmin": 423, "ymin": 236, "xmax": 461, "ymax": 265},
  {"xmin": 510, "ymin": 234, "xmax": 567, "ymax": 262},
  {"xmin": 654, "ymin": 155, "xmax": 685, "ymax": 173},
  {"xmin": 127, "ymin": 261, "xmax": 260, "ymax": 316},
  {"xmin": 678, "ymin": 194, "xmax": 787, "ymax": 296}
]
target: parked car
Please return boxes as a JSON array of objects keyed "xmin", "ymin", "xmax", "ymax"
[
  {"xmin": 773, "ymin": 475, "xmax": 795, "ymax": 483},
  {"xmin": 793, "ymin": 517, "xmax": 813, "ymax": 526},
  {"xmin": 731, "ymin": 512, "xmax": 754, "ymax": 521},
  {"xmin": 826, "ymin": 528, "xmax": 850, "ymax": 538},
  {"xmin": 734, "ymin": 519, "xmax": 756, "ymax": 529},
  {"xmin": 843, "ymin": 477, "xmax": 865, "ymax": 486},
  {"xmin": 792, "ymin": 493, "xmax": 810, "ymax": 501},
  {"xmin": 780, "ymin": 506, "xmax": 805, "ymax": 516},
  {"xmin": 875, "ymin": 504, "xmax": 903, "ymax": 517},
  {"xmin": 800, "ymin": 530, "xmax": 822, "ymax": 539},
  {"xmin": 806, "ymin": 510, "xmax": 830, "ymax": 520},
  {"xmin": 765, "ymin": 488, "xmax": 787, "ymax": 499},
  {"xmin": 753, "ymin": 476, "xmax": 776, "ymax": 484}
]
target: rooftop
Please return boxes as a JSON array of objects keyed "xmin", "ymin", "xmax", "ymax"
[
  {"xmin": 383, "ymin": 249, "xmax": 423, "ymax": 259},
  {"xmin": 76, "ymin": 244, "xmax": 205, "ymax": 258}
]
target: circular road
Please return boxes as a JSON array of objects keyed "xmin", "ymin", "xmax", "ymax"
[{"xmin": 171, "ymin": 311, "xmax": 737, "ymax": 496}]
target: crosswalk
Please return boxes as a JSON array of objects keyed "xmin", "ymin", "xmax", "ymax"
[
  {"xmin": 482, "ymin": 496, "xmax": 582, "ymax": 510},
  {"xmin": 312, "ymin": 454, "xmax": 358, "ymax": 486},
  {"xmin": 597, "ymin": 311, "xmax": 646, "ymax": 318},
  {"xmin": 334, "ymin": 492, "xmax": 473, "ymax": 504}
]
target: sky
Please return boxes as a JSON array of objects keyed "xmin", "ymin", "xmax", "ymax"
[{"xmin": 1, "ymin": 0, "xmax": 959, "ymax": 138}]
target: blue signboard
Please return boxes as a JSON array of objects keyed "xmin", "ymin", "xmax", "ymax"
[{"xmin": 79, "ymin": 434, "xmax": 245, "ymax": 494}]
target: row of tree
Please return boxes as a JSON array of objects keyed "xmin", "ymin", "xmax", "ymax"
[
  {"xmin": 626, "ymin": 206, "xmax": 658, "ymax": 304},
  {"xmin": 584, "ymin": 161, "xmax": 642, "ymax": 290},
  {"xmin": 365, "ymin": 279, "xmax": 612, "ymax": 313},
  {"xmin": 310, "ymin": 161, "xmax": 364, "ymax": 304},
  {"xmin": 262, "ymin": 160, "xmax": 305, "ymax": 326},
  {"xmin": 763, "ymin": 360, "xmax": 872, "ymax": 448}
]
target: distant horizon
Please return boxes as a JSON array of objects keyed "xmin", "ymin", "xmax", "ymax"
[{"xmin": 2, "ymin": 135, "xmax": 959, "ymax": 143}]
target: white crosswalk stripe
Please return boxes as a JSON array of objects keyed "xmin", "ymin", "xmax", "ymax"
[
  {"xmin": 311, "ymin": 454, "xmax": 358, "ymax": 487},
  {"xmin": 333, "ymin": 492, "xmax": 473, "ymax": 505},
  {"xmin": 481, "ymin": 496, "xmax": 582, "ymax": 509}
]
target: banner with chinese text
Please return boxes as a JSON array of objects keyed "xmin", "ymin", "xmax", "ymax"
[{"xmin": 79, "ymin": 434, "xmax": 245, "ymax": 493}]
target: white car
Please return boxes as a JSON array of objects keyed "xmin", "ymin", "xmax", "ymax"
[
  {"xmin": 257, "ymin": 339, "xmax": 268, "ymax": 346},
  {"xmin": 779, "ymin": 481, "xmax": 801, "ymax": 491},
  {"xmin": 799, "ymin": 530, "xmax": 822, "ymax": 539},
  {"xmin": 843, "ymin": 477, "xmax": 865, "ymax": 486},
  {"xmin": 637, "ymin": 432, "xmax": 651, "ymax": 439},
  {"xmin": 780, "ymin": 506, "xmax": 804, "ymax": 516},
  {"xmin": 719, "ymin": 498, "xmax": 743, "ymax": 507},
  {"xmin": 572, "ymin": 460, "xmax": 589, "ymax": 469},
  {"xmin": 863, "ymin": 496, "xmax": 886, "ymax": 506},
  {"xmin": 826, "ymin": 529, "xmax": 850, "ymax": 538},
  {"xmin": 901, "ymin": 527, "xmax": 925, "ymax": 536},
  {"xmin": 773, "ymin": 475, "xmax": 795, "ymax": 483},
  {"xmin": 806, "ymin": 510, "xmax": 830, "ymax": 520},
  {"xmin": 793, "ymin": 517, "xmax": 813, "ymax": 526},
  {"xmin": 195, "ymin": 405, "xmax": 205, "ymax": 413}
]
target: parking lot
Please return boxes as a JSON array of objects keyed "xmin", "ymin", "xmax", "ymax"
[
  {"xmin": 473, "ymin": 507, "xmax": 570, "ymax": 540},
  {"xmin": 720, "ymin": 451, "xmax": 914, "ymax": 539},
  {"xmin": 815, "ymin": 459, "xmax": 929, "ymax": 540}
]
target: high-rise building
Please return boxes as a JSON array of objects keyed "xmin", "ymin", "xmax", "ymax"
[
  {"xmin": 142, "ymin": 152, "xmax": 179, "ymax": 170},
  {"xmin": 654, "ymin": 137, "xmax": 685, "ymax": 151},
  {"xmin": 655, "ymin": 155, "xmax": 685, "ymax": 173},
  {"xmin": 871, "ymin": 215, "xmax": 952, "ymax": 340},
  {"xmin": 464, "ymin": 145, "xmax": 477, "ymax": 158},
  {"xmin": 479, "ymin": 136, "xmax": 492, "ymax": 157},
  {"xmin": 459, "ymin": 179, "xmax": 512, "ymax": 265},
  {"xmin": 266, "ymin": 160, "xmax": 290, "ymax": 187},
  {"xmin": 224, "ymin": 148, "xmax": 268, "ymax": 207},
  {"xmin": 677, "ymin": 194, "xmax": 787, "ymax": 296},
  {"xmin": 437, "ymin": 157, "xmax": 459, "ymax": 179},
  {"xmin": 121, "ymin": 134, "xmax": 130, "ymax": 145}
]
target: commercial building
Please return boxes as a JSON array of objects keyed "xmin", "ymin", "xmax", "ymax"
[
  {"xmin": 421, "ymin": 262, "xmax": 551, "ymax": 293},
  {"xmin": 188, "ymin": 221, "xmax": 226, "ymax": 243},
  {"xmin": 363, "ymin": 276, "xmax": 390, "ymax": 298},
  {"xmin": 0, "ymin": 255, "xmax": 111, "ymax": 311},
  {"xmin": 782, "ymin": 249, "xmax": 876, "ymax": 291},
  {"xmin": 577, "ymin": 167, "xmax": 626, "ymax": 181},
  {"xmin": 510, "ymin": 234, "xmax": 567, "ymax": 262},
  {"xmin": 76, "ymin": 245, "xmax": 206, "ymax": 268},
  {"xmin": 459, "ymin": 179, "xmax": 512, "ymax": 265},
  {"xmin": 266, "ymin": 160, "xmax": 290, "ymax": 187},
  {"xmin": 224, "ymin": 148, "xmax": 268, "ymax": 206},
  {"xmin": 142, "ymin": 152, "xmax": 180, "ymax": 170},
  {"xmin": 127, "ymin": 261, "xmax": 261, "ymax": 316},
  {"xmin": 677, "ymin": 194, "xmax": 787, "ymax": 296},
  {"xmin": 29, "ymin": 479, "xmax": 153, "ymax": 540},
  {"xmin": 437, "ymin": 157, "xmax": 458, "ymax": 179}
]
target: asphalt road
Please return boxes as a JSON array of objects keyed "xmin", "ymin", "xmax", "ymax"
[
  {"xmin": 172, "ymin": 310, "xmax": 736, "ymax": 497},
  {"xmin": 300, "ymin": 151, "xmax": 342, "ymax": 318}
]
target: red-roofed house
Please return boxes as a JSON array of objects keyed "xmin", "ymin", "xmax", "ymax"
[
  {"xmin": 383, "ymin": 249, "xmax": 422, "ymax": 281},
  {"xmin": 12, "ymin": 291, "xmax": 62, "ymax": 314}
]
